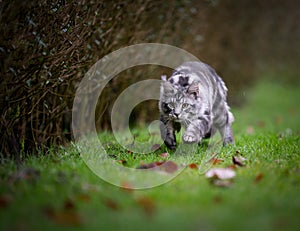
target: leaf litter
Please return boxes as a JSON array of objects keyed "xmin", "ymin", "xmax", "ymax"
[
  {"xmin": 103, "ymin": 198, "xmax": 119, "ymax": 211},
  {"xmin": 205, "ymin": 150, "xmax": 247, "ymax": 187},
  {"xmin": 135, "ymin": 196, "xmax": 156, "ymax": 217},
  {"xmin": 188, "ymin": 163, "xmax": 198, "ymax": 169},
  {"xmin": 43, "ymin": 198, "xmax": 82, "ymax": 226},
  {"xmin": 136, "ymin": 160, "xmax": 178, "ymax": 174},
  {"xmin": 205, "ymin": 168, "xmax": 236, "ymax": 180},
  {"xmin": 205, "ymin": 168, "xmax": 236, "ymax": 187}
]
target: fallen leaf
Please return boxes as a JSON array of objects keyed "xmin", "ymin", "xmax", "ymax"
[
  {"xmin": 103, "ymin": 198, "xmax": 119, "ymax": 211},
  {"xmin": 136, "ymin": 161, "xmax": 178, "ymax": 174},
  {"xmin": 76, "ymin": 194, "xmax": 91, "ymax": 203},
  {"xmin": 188, "ymin": 163, "xmax": 198, "ymax": 169},
  {"xmin": 44, "ymin": 201, "xmax": 82, "ymax": 226},
  {"xmin": 205, "ymin": 168, "xmax": 236, "ymax": 180},
  {"xmin": 155, "ymin": 161, "xmax": 165, "ymax": 166},
  {"xmin": 120, "ymin": 181, "xmax": 134, "ymax": 193},
  {"xmin": 232, "ymin": 155, "xmax": 246, "ymax": 167},
  {"xmin": 64, "ymin": 199, "xmax": 75, "ymax": 210},
  {"xmin": 136, "ymin": 197, "xmax": 156, "ymax": 217},
  {"xmin": 151, "ymin": 144, "xmax": 161, "ymax": 151},
  {"xmin": 159, "ymin": 152, "xmax": 169, "ymax": 158},
  {"xmin": 159, "ymin": 161, "xmax": 178, "ymax": 173},
  {"xmin": 227, "ymin": 164, "xmax": 237, "ymax": 170},
  {"xmin": 210, "ymin": 179, "xmax": 234, "ymax": 187},
  {"xmin": 209, "ymin": 158, "xmax": 223, "ymax": 165},
  {"xmin": 136, "ymin": 161, "xmax": 163, "ymax": 169},
  {"xmin": 254, "ymin": 173, "xmax": 264, "ymax": 183},
  {"xmin": 45, "ymin": 210, "xmax": 82, "ymax": 226}
]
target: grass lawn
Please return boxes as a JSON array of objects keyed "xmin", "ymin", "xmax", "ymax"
[{"xmin": 0, "ymin": 80, "xmax": 299, "ymax": 231}]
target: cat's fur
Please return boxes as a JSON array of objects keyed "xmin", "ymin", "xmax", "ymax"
[{"xmin": 159, "ymin": 61, "xmax": 234, "ymax": 150}]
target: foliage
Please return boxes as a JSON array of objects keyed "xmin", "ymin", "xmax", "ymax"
[
  {"xmin": 0, "ymin": 81, "xmax": 299, "ymax": 231},
  {"xmin": 0, "ymin": 0, "xmax": 299, "ymax": 158}
]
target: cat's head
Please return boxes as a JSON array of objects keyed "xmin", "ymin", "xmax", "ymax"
[{"xmin": 160, "ymin": 76, "xmax": 201, "ymax": 122}]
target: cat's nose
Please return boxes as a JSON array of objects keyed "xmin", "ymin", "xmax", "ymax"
[{"xmin": 174, "ymin": 112, "xmax": 179, "ymax": 118}]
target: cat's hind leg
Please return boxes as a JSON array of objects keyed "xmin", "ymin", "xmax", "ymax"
[
  {"xmin": 219, "ymin": 124, "xmax": 234, "ymax": 145},
  {"xmin": 218, "ymin": 112, "xmax": 235, "ymax": 145}
]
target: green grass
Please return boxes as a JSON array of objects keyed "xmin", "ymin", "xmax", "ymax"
[{"xmin": 0, "ymin": 80, "xmax": 300, "ymax": 231}]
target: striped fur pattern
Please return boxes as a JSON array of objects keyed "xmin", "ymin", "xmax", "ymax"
[{"xmin": 159, "ymin": 61, "xmax": 234, "ymax": 150}]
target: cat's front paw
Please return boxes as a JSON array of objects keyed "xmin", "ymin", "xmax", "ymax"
[
  {"xmin": 183, "ymin": 133, "xmax": 199, "ymax": 143},
  {"xmin": 164, "ymin": 137, "xmax": 177, "ymax": 150}
]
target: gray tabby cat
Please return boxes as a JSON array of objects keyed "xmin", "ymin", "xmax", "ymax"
[{"xmin": 159, "ymin": 61, "xmax": 234, "ymax": 150}]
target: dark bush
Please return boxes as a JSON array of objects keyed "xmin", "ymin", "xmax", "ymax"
[{"xmin": 0, "ymin": 0, "xmax": 298, "ymax": 160}]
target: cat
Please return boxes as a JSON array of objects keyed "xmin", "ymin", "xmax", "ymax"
[{"xmin": 159, "ymin": 61, "xmax": 234, "ymax": 150}]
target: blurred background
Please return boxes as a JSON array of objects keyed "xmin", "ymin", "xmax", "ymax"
[{"xmin": 1, "ymin": 0, "xmax": 299, "ymax": 159}]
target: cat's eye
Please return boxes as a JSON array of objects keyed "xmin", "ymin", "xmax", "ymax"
[{"xmin": 182, "ymin": 103, "xmax": 189, "ymax": 109}]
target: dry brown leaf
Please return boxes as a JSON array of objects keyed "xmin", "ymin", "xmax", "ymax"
[
  {"xmin": 64, "ymin": 199, "xmax": 75, "ymax": 210},
  {"xmin": 159, "ymin": 161, "xmax": 178, "ymax": 173},
  {"xmin": 209, "ymin": 158, "xmax": 223, "ymax": 165},
  {"xmin": 120, "ymin": 181, "xmax": 134, "ymax": 193},
  {"xmin": 232, "ymin": 155, "xmax": 246, "ymax": 167},
  {"xmin": 136, "ymin": 197, "xmax": 156, "ymax": 217},
  {"xmin": 188, "ymin": 163, "xmax": 198, "ymax": 169},
  {"xmin": 44, "ymin": 200, "xmax": 82, "ymax": 226},
  {"xmin": 103, "ymin": 198, "xmax": 119, "ymax": 211},
  {"xmin": 227, "ymin": 164, "xmax": 237, "ymax": 170},
  {"xmin": 136, "ymin": 161, "xmax": 163, "ymax": 169},
  {"xmin": 45, "ymin": 210, "xmax": 82, "ymax": 226},
  {"xmin": 254, "ymin": 173, "xmax": 264, "ymax": 183},
  {"xmin": 136, "ymin": 161, "xmax": 178, "ymax": 174},
  {"xmin": 210, "ymin": 179, "xmax": 234, "ymax": 187},
  {"xmin": 205, "ymin": 168, "xmax": 236, "ymax": 180},
  {"xmin": 76, "ymin": 194, "xmax": 91, "ymax": 203}
]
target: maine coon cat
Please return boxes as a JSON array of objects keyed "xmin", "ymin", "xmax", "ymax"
[{"xmin": 159, "ymin": 61, "xmax": 234, "ymax": 150}]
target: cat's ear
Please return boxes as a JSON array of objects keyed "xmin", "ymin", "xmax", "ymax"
[
  {"xmin": 188, "ymin": 81, "xmax": 199, "ymax": 99},
  {"xmin": 161, "ymin": 75, "xmax": 167, "ymax": 81},
  {"xmin": 161, "ymin": 77, "xmax": 175, "ymax": 94}
]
